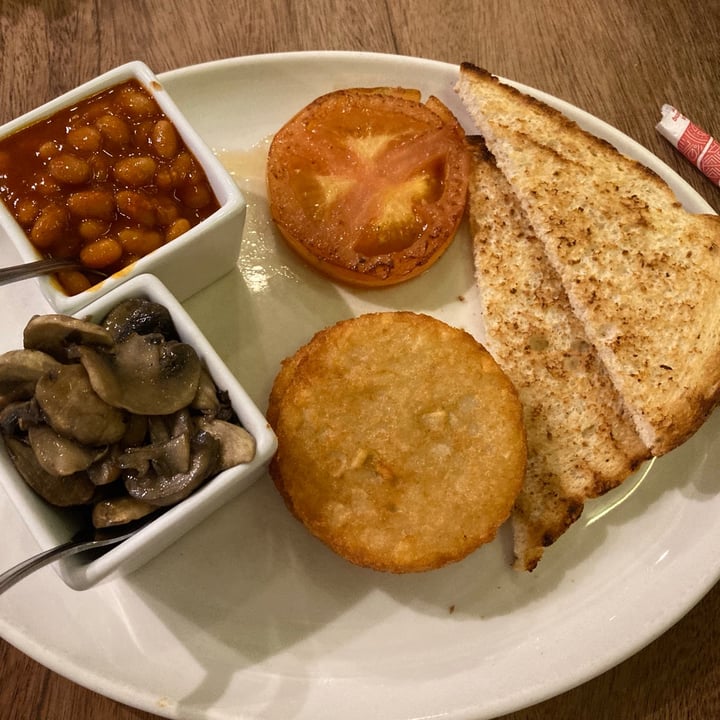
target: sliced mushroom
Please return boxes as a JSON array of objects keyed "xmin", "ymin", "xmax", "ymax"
[
  {"xmin": 101, "ymin": 298, "xmax": 179, "ymax": 343},
  {"xmin": 34, "ymin": 364, "xmax": 127, "ymax": 445},
  {"xmin": 124, "ymin": 429, "xmax": 219, "ymax": 506},
  {"xmin": 191, "ymin": 366, "xmax": 221, "ymax": 415},
  {"xmin": 119, "ymin": 409, "xmax": 193, "ymax": 476},
  {"xmin": 167, "ymin": 407, "xmax": 192, "ymax": 439},
  {"xmin": 149, "ymin": 407, "xmax": 191, "ymax": 441},
  {"xmin": 215, "ymin": 388, "xmax": 235, "ymax": 422},
  {"xmin": 120, "ymin": 413, "xmax": 148, "ymax": 448},
  {"xmin": 196, "ymin": 417, "xmax": 256, "ymax": 470},
  {"xmin": 0, "ymin": 399, "xmax": 43, "ymax": 438},
  {"xmin": 28, "ymin": 424, "xmax": 104, "ymax": 476},
  {"xmin": 78, "ymin": 333, "xmax": 202, "ymax": 415},
  {"xmin": 23, "ymin": 314, "xmax": 114, "ymax": 362},
  {"xmin": 0, "ymin": 349, "xmax": 61, "ymax": 410},
  {"xmin": 118, "ymin": 432, "xmax": 191, "ymax": 477},
  {"xmin": 87, "ymin": 448, "xmax": 123, "ymax": 486},
  {"xmin": 4, "ymin": 436, "xmax": 95, "ymax": 506},
  {"xmin": 92, "ymin": 496, "xmax": 156, "ymax": 528},
  {"xmin": 147, "ymin": 414, "xmax": 171, "ymax": 445}
]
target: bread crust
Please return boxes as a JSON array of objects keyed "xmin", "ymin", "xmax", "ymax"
[
  {"xmin": 456, "ymin": 62, "xmax": 720, "ymax": 457},
  {"xmin": 268, "ymin": 312, "xmax": 527, "ymax": 573}
]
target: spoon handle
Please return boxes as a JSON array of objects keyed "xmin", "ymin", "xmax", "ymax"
[
  {"xmin": 0, "ymin": 534, "xmax": 125, "ymax": 594},
  {"xmin": 0, "ymin": 258, "xmax": 84, "ymax": 286}
]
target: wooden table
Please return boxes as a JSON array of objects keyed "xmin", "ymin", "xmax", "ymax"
[{"xmin": 1, "ymin": 1, "xmax": 719, "ymax": 718}]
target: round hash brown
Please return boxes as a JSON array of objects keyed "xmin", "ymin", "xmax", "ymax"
[{"xmin": 268, "ymin": 312, "xmax": 527, "ymax": 573}]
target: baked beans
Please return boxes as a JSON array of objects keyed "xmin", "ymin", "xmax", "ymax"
[{"xmin": 0, "ymin": 80, "xmax": 220, "ymax": 294}]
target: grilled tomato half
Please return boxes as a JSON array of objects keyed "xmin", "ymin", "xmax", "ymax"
[{"xmin": 266, "ymin": 87, "xmax": 469, "ymax": 287}]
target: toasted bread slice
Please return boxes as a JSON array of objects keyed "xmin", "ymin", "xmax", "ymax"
[
  {"xmin": 467, "ymin": 137, "xmax": 649, "ymax": 570},
  {"xmin": 456, "ymin": 63, "xmax": 720, "ymax": 456}
]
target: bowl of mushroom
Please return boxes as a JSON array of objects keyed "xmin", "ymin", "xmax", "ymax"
[{"xmin": 0, "ymin": 273, "xmax": 277, "ymax": 590}]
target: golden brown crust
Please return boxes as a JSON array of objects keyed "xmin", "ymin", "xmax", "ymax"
[
  {"xmin": 466, "ymin": 136, "xmax": 649, "ymax": 570},
  {"xmin": 456, "ymin": 62, "xmax": 720, "ymax": 457},
  {"xmin": 267, "ymin": 311, "xmax": 527, "ymax": 573}
]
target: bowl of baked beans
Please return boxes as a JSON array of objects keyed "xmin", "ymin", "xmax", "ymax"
[{"xmin": 0, "ymin": 61, "xmax": 246, "ymax": 313}]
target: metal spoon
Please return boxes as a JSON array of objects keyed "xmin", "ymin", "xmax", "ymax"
[
  {"xmin": 0, "ymin": 524, "xmax": 140, "ymax": 594},
  {"xmin": 0, "ymin": 258, "xmax": 106, "ymax": 286}
]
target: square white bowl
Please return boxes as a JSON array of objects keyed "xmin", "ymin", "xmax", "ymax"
[
  {"xmin": 0, "ymin": 61, "xmax": 246, "ymax": 315},
  {"xmin": 0, "ymin": 273, "xmax": 277, "ymax": 590}
]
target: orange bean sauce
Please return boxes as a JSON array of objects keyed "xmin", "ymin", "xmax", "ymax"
[{"xmin": 0, "ymin": 80, "xmax": 220, "ymax": 295}]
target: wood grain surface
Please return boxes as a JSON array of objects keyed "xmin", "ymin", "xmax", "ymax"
[{"xmin": 1, "ymin": 1, "xmax": 719, "ymax": 719}]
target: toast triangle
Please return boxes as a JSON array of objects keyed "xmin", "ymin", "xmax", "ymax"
[
  {"xmin": 456, "ymin": 63, "xmax": 720, "ymax": 456},
  {"xmin": 467, "ymin": 136, "xmax": 649, "ymax": 569}
]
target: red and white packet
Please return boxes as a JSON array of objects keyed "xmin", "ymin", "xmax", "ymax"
[{"xmin": 656, "ymin": 104, "xmax": 720, "ymax": 186}]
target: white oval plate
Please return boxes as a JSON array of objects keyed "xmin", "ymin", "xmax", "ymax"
[{"xmin": 1, "ymin": 51, "xmax": 719, "ymax": 720}]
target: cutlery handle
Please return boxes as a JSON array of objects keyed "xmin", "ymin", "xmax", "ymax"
[
  {"xmin": 0, "ymin": 259, "xmax": 80, "ymax": 286},
  {"xmin": 0, "ymin": 540, "xmax": 81, "ymax": 593},
  {"xmin": 0, "ymin": 534, "xmax": 124, "ymax": 594}
]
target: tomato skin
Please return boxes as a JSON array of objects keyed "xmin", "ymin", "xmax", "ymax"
[{"xmin": 266, "ymin": 87, "xmax": 470, "ymax": 287}]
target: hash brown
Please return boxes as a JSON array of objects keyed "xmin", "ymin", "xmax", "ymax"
[{"xmin": 267, "ymin": 311, "xmax": 527, "ymax": 573}]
